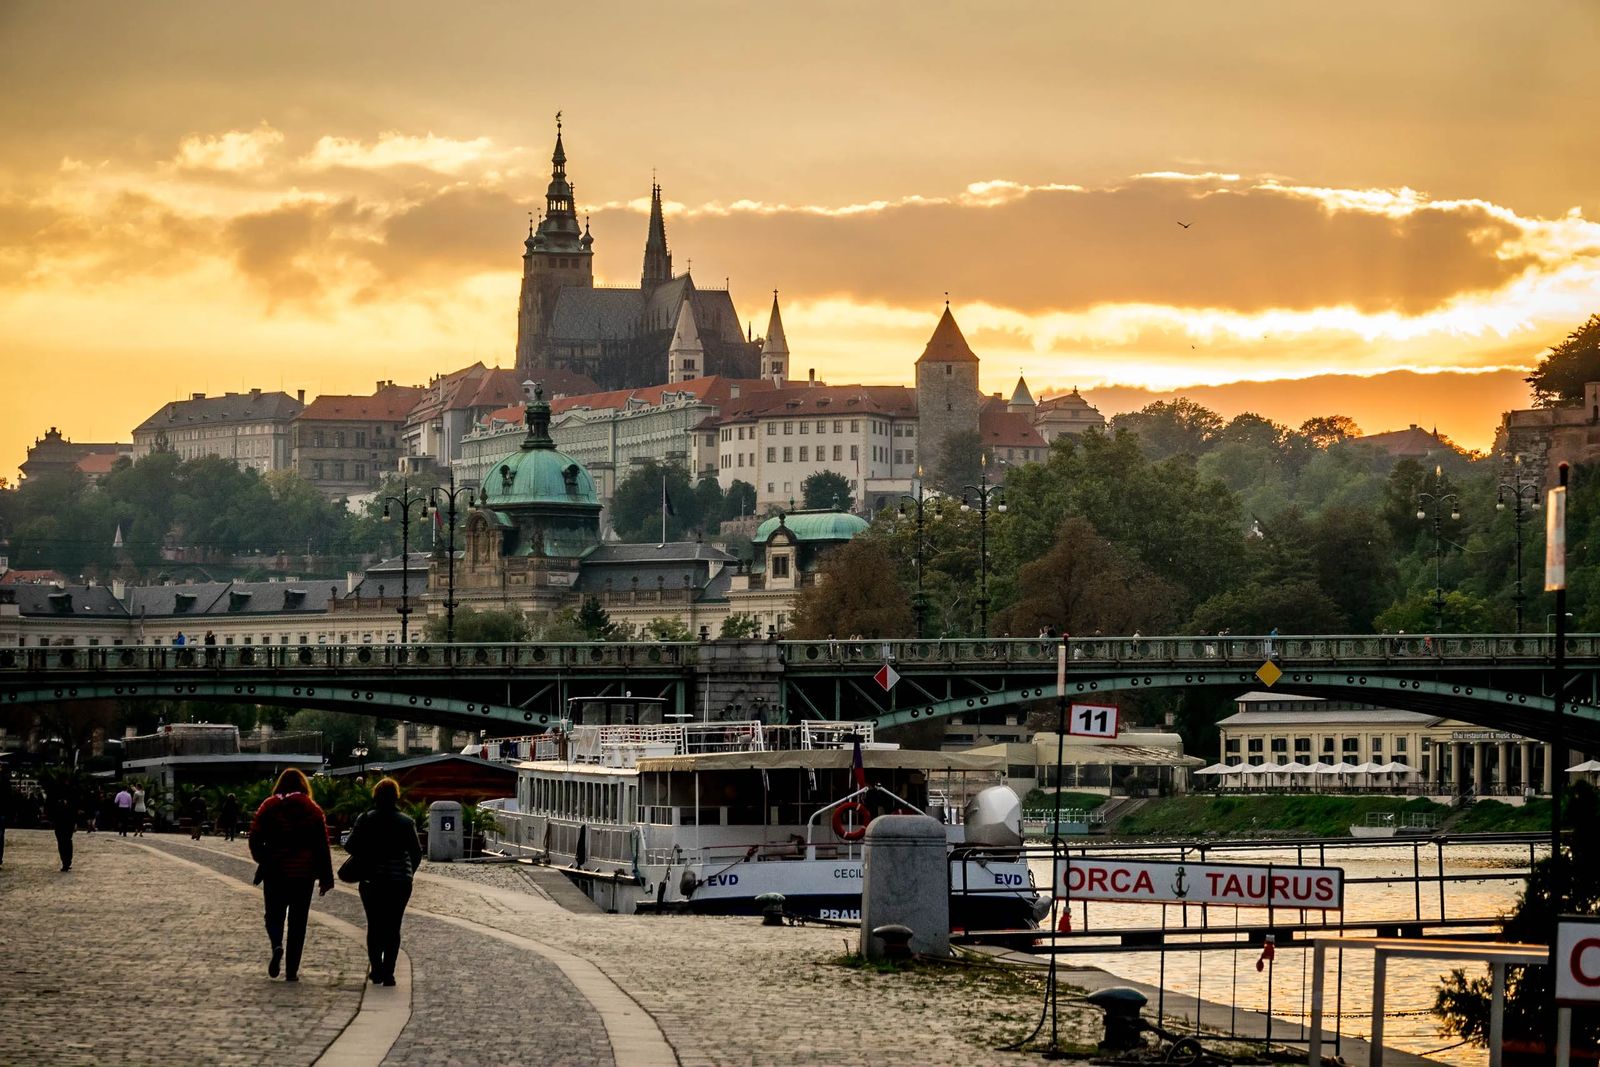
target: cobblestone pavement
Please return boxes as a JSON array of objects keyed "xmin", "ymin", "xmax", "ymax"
[
  {"xmin": 2, "ymin": 830, "xmax": 1104, "ymax": 1066},
  {"xmin": 0, "ymin": 829, "xmax": 363, "ymax": 1066},
  {"xmin": 147, "ymin": 837, "xmax": 615, "ymax": 1067},
  {"xmin": 405, "ymin": 862, "xmax": 1102, "ymax": 1067}
]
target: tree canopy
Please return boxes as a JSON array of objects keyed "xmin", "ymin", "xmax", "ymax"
[
  {"xmin": 801, "ymin": 470, "xmax": 853, "ymax": 511},
  {"xmin": 1525, "ymin": 312, "xmax": 1600, "ymax": 407}
]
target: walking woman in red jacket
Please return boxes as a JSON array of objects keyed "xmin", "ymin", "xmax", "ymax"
[{"xmin": 248, "ymin": 768, "xmax": 333, "ymax": 982}]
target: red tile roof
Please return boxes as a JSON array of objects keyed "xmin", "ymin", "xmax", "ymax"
[
  {"xmin": 978, "ymin": 408, "xmax": 1048, "ymax": 450},
  {"xmin": 75, "ymin": 452, "xmax": 126, "ymax": 475},
  {"xmin": 915, "ymin": 307, "xmax": 979, "ymax": 364},
  {"xmin": 717, "ymin": 384, "xmax": 917, "ymax": 423},
  {"xmin": 0, "ymin": 569, "xmax": 69, "ymax": 585},
  {"xmin": 551, "ymin": 376, "xmax": 774, "ymax": 416},
  {"xmin": 300, "ymin": 384, "xmax": 426, "ymax": 423}
]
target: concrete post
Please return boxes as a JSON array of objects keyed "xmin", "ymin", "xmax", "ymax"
[
  {"xmin": 427, "ymin": 801, "xmax": 463, "ymax": 862},
  {"xmin": 859, "ymin": 814, "xmax": 949, "ymax": 961},
  {"xmin": 1543, "ymin": 743, "xmax": 1554, "ymax": 795},
  {"xmin": 1472, "ymin": 744, "xmax": 1486, "ymax": 796}
]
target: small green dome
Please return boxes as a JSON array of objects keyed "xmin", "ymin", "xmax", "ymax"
[
  {"xmin": 480, "ymin": 445, "xmax": 598, "ymax": 508},
  {"xmin": 756, "ymin": 509, "xmax": 869, "ymax": 543},
  {"xmin": 478, "ymin": 383, "xmax": 600, "ymax": 510}
]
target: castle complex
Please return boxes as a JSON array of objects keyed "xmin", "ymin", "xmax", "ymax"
[{"xmin": 513, "ymin": 120, "xmax": 777, "ymax": 391}]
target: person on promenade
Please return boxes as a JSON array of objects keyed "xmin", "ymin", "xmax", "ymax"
[
  {"xmin": 248, "ymin": 769, "xmax": 333, "ymax": 982},
  {"xmin": 342, "ymin": 776, "xmax": 422, "ymax": 986},
  {"xmin": 0, "ymin": 763, "xmax": 11, "ymax": 866},
  {"xmin": 114, "ymin": 784, "xmax": 133, "ymax": 836},
  {"xmin": 46, "ymin": 786, "xmax": 77, "ymax": 872},
  {"xmin": 218, "ymin": 792, "xmax": 241, "ymax": 842},
  {"xmin": 187, "ymin": 793, "xmax": 207, "ymax": 840},
  {"xmin": 173, "ymin": 632, "xmax": 186, "ymax": 647},
  {"xmin": 130, "ymin": 782, "xmax": 146, "ymax": 836}
]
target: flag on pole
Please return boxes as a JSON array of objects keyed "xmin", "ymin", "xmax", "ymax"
[{"xmin": 851, "ymin": 735, "xmax": 866, "ymax": 790}]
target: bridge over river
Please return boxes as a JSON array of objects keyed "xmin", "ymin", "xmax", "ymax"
[{"xmin": 4, "ymin": 633, "xmax": 1599, "ymax": 748}]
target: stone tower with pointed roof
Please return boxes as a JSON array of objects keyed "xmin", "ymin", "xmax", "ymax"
[
  {"xmin": 914, "ymin": 305, "xmax": 983, "ymax": 481},
  {"xmin": 1007, "ymin": 376, "xmax": 1035, "ymax": 414},
  {"xmin": 512, "ymin": 121, "xmax": 762, "ymax": 390},
  {"xmin": 761, "ymin": 291, "xmax": 789, "ymax": 386},
  {"xmin": 666, "ymin": 297, "xmax": 703, "ymax": 384},
  {"xmin": 517, "ymin": 117, "xmax": 596, "ymax": 378}
]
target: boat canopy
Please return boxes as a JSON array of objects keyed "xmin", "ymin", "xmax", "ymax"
[{"xmin": 636, "ymin": 749, "xmax": 1005, "ymax": 774}]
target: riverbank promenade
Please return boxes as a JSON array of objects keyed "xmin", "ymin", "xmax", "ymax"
[{"xmin": 2, "ymin": 829, "xmax": 1107, "ymax": 1066}]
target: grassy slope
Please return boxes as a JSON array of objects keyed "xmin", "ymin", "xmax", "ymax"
[
  {"xmin": 1450, "ymin": 798, "xmax": 1551, "ymax": 833},
  {"xmin": 1114, "ymin": 795, "xmax": 1448, "ymax": 838}
]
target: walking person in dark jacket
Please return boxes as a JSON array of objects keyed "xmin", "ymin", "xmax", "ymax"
[
  {"xmin": 46, "ymin": 787, "xmax": 77, "ymax": 872},
  {"xmin": 218, "ymin": 792, "xmax": 241, "ymax": 842},
  {"xmin": 248, "ymin": 769, "xmax": 333, "ymax": 982},
  {"xmin": 341, "ymin": 777, "xmax": 421, "ymax": 986}
]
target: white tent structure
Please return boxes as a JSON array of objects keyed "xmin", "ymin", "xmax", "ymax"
[{"xmin": 1566, "ymin": 759, "xmax": 1600, "ymax": 774}]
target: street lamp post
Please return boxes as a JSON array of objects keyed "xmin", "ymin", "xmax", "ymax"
[
  {"xmin": 1415, "ymin": 465, "xmax": 1460, "ymax": 632},
  {"xmin": 429, "ymin": 469, "xmax": 476, "ymax": 645},
  {"xmin": 961, "ymin": 455, "xmax": 1006, "ymax": 637},
  {"xmin": 352, "ymin": 742, "xmax": 369, "ymax": 777},
  {"xmin": 1495, "ymin": 455, "xmax": 1541, "ymax": 634},
  {"xmin": 381, "ymin": 482, "xmax": 430, "ymax": 645},
  {"xmin": 897, "ymin": 466, "xmax": 933, "ymax": 639}
]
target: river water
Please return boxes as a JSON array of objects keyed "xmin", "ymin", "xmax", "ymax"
[{"xmin": 1025, "ymin": 841, "xmax": 1538, "ymax": 1066}]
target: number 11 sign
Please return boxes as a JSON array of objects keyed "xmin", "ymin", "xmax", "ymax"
[{"xmin": 1068, "ymin": 702, "xmax": 1119, "ymax": 739}]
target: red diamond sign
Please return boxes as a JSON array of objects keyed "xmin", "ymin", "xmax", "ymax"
[{"xmin": 874, "ymin": 663, "xmax": 900, "ymax": 691}]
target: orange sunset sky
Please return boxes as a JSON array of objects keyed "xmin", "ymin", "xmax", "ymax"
[{"xmin": 4, "ymin": 1, "xmax": 1600, "ymax": 476}]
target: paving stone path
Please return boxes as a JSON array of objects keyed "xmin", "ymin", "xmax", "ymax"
[{"xmin": 1, "ymin": 828, "xmax": 1104, "ymax": 1066}]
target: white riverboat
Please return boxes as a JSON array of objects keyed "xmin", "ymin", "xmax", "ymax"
[
  {"xmin": 478, "ymin": 703, "xmax": 1046, "ymax": 933},
  {"xmin": 1349, "ymin": 811, "xmax": 1399, "ymax": 838}
]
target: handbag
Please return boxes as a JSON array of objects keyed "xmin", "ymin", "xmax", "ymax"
[{"xmin": 337, "ymin": 853, "xmax": 365, "ymax": 884}]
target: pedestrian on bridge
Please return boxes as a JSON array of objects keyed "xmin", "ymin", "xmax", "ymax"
[
  {"xmin": 342, "ymin": 776, "xmax": 421, "ymax": 987},
  {"xmin": 248, "ymin": 768, "xmax": 333, "ymax": 983}
]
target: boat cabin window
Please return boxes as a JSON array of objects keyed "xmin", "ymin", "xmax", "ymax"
[
  {"xmin": 680, "ymin": 806, "xmax": 725, "ymax": 826},
  {"xmin": 565, "ymin": 696, "xmax": 667, "ymax": 726}
]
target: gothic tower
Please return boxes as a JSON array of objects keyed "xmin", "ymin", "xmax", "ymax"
[
  {"xmin": 515, "ymin": 116, "xmax": 595, "ymax": 379},
  {"xmin": 666, "ymin": 297, "xmax": 703, "ymax": 383},
  {"xmin": 913, "ymin": 303, "xmax": 982, "ymax": 478},
  {"xmin": 641, "ymin": 182, "xmax": 672, "ymax": 289},
  {"xmin": 761, "ymin": 290, "xmax": 789, "ymax": 386}
]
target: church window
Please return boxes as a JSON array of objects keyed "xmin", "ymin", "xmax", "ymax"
[
  {"xmin": 767, "ymin": 447, "xmax": 775, "ymax": 462},
  {"xmin": 799, "ymin": 447, "xmax": 808, "ymax": 462}
]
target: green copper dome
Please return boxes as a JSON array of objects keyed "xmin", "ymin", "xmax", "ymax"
[
  {"xmin": 756, "ymin": 510, "xmax": 869, "ymax": 543},
  {"xmin": 477, "ymin": 385, "xmax": 600, "ymax": 510}
]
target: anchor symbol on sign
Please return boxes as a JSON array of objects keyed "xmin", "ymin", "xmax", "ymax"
[{"xmin": 1172, "ymin": 866, "xmax": 1189, "ymax": 899}]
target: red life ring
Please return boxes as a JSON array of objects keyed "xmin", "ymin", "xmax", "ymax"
[{"xmin": 832, "ymin": 801, "xmax": 871, "ymax": 841}]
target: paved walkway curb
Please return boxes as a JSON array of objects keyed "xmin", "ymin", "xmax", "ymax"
[{"xmin": 129, "ymin": 840, "xmax": 413, "ymax": 1067}]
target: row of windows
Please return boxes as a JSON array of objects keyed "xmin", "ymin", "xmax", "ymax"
[
  {"xmin": 767, "ymin": 419, "xmax": 868, "ymax": 436},
  {"xmin": 310, "ymin": 460, "xmax": 369, "ymax": 482},
  {"xmin": 305, "ymin": 429, "xmax": 394, "ymax": 449},
  {"xmin": 28, "ymin": 631, "xmax": 401, "ymax": 648},
  {"xmin": 765, "ymin": 480, "xmax": 857, "ymax": 494},
  {"xmin": 1225, "ymin": 735, "xmax": 1411, "ymax": 756}
]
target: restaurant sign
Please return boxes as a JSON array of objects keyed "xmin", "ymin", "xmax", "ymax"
[
  {"xmin": 1448, "ymin": 731, "xmax": 1520, "ymax": 742},
  {"xmin": 1056, "ymin": 857, "xmax": 1344, "ymax": 910}
]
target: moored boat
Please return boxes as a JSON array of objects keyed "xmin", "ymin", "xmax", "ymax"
[
  {"xmin": 1349, "ymin": 811, "xmax": 1398, "ymax": 838},
  {"xmin": 479, "ymin": 706, "xmax": 1046, "ymax": 932}
]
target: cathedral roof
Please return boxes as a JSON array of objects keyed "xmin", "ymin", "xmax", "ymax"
[
  {"xmin": 915, "ymin": 306, "xmax": 980, "ymax": 364},
  {"xmin": 548, "ymin": 288, "xmax": 647, "ymax": 340}
]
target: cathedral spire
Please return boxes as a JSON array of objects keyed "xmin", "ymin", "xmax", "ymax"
[
  {"xmin": 642, "ymin": 181, "xmax": 672, "ymax": 289},
  {"xmin": 761, "ymin": 289, "xmax": 789, "ymax": 386}
]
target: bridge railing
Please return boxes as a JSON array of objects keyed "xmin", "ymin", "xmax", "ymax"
[
  {"xmin": 0, "ymin": 641, "xmax": 703, "ymax": 673},
  {"xmin": 780, "ymin": 634, "xmax": 1588, "ymax": 667}
]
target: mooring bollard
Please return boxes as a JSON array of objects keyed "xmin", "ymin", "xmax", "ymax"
[
  {"xmin": 872, "ymin": 924, "xmax": 915, "ymax": 961},
  {"xmin": 859, "ymin": 814, "xmax": 949, "ymax": 961},
  {"xmin": 1085, "ymin": 986, "xmax": 1148, "ymax": 1051},
  {"xmin": 756, "ymin": 892, "xmax": 786, "ymax": 926}
]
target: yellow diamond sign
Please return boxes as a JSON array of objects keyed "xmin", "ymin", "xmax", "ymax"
[{"xmin": 1256, "ymin": 661, "xmax": 1283, "ymax": 687}]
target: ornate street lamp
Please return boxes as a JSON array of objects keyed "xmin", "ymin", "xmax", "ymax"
[
  {"xmin": 1415, "ymin": 465, "xmax": 1460, "ymax": 632},
  {"xmin": 1495, "ymin": 454, "xmax": 1541, "ymax": 634},
  {"xmin": 352, "ymin": 742, "xmax": 369, "ymax": 777},
  {"xmin": 961, "ymin": 455, "xmax": 1006, "ymax": 637},
  {"xmin": 381, "ymin": 482, "xmax": 430, "ymax": 645},
  {"xmin": 897, "ymin": 466, "xmax": 934, "ymax": 639},
  {"xmin": 429, "ymin": 469, "xmax": 476, "ymax": 645}
]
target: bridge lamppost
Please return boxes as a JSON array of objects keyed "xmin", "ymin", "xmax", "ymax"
[
  {"xmin": 1415, "ymin": 465, "xmax": 1460, "ymax": 632},
  {"xmin": 1495, "ymin": 455, "xmax": 1541, "ymax": 633},
  {"xmin": 429, "ymin": 470, "xmax": 476, "ymax": 645},
  {"xmin": 961, "ymin": 455, "xmax": 1006, "ymax": 637},
  {"xmin": 897, "ymin": 466, "xmax": 934, "ymax": 639},
  {"xmin": 381, "ymin": 482, "xmax": 430, "ymax": 645},
  {"xmin": 352, "ymin": 742, "xmax": 369, "ymax": 778}
]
